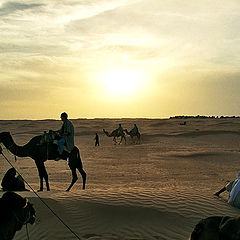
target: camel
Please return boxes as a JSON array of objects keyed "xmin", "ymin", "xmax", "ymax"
[
  {"xmin": 190, "ymin": 215, "xmax": 240, "ymax": 240},
  {"xmin": 124, "ymin": 129, "xmax": 141, "ymax": 144},
  {"xmin": 0, "ymin": 132, "xmax": 86, "ymax": 191},
  {"xmin": 0, "ymin": 191, "xmax": 36, "ymax": 240},
  {"xmin": 103, "ymin": 129, "xmax": 126, "ymax": 144}
]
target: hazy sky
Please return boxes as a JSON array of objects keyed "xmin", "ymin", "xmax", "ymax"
[{"xmin": 1, "ymin": 0, "xmax": 239, "ymax": 119}]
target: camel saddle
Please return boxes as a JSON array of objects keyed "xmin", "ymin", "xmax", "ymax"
[{"xmin": 39, "ymin": 130, "xmax": 71, "ymax": 153}]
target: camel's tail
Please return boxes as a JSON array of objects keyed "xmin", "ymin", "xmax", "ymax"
[
  {"xmin": 75, "ymin": 147, "xmax": 83, "ymax": 168},
  {"xmin": 75, "ymin": 147, "xmax": 80, "ymax": 161}
]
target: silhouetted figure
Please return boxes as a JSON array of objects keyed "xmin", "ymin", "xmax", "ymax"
[
  {"xmin": 214, "ymin": 172, "xmax": 240, "ymax": 208},
  {"xmin": 190, "ymin": 215, "xmax": 240, "ymax": 240},
  {"xmin": 132, "ymin": 124, "xmax": 139, "ymax": 134},
  {"xmin": 117, "ymin": 124, "xmax": 124, "ymax": 135},
  {"xmin": 180, "ymin": 121, "xmax": 186, "ymax": 125},
  {"xmin": 0, "ymin": 132, "xmax": 86, "ymax": 191},
  {"xmin": 124, "ymin": 124, "xmax": 141, "ymax": 144},
  {"xmin": 0, "ymin": 191, "xmax": 36, "ymax": 240},
  {"xmin": 94, "ymin": 133, "xmax": 100, "ymax": 146},
  {"xmin": 103, "ymin": 128, "xmax": 126, "ymax": 145},
  {"xmin": 1, "ymin": 168, "xmax": 27, "ymax": 191}
]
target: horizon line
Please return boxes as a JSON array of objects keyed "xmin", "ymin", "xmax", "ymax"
[{"xmin": 0, "ymin": 115, "xmax": 239, "ymax": 121}]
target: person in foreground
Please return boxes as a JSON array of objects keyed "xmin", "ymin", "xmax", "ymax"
[
  {"xmin": 190, "ymin": 215, "xmax": 240, "ymax": 240},
  {"xmin": 1, "ymin": 168, "xmax": 28, "ymax": 191},
  {"xmin": 214, "ymin": 172, "xmax": 240, "ymax": 208},
  {"xmin": 56, "ymin": 112, "xmax": 74, "ymax": 160},
  {"xmin": 0, "ymin": 191, "xmax": 36, "ymax": 240}
]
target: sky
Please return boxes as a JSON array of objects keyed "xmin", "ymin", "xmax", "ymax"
[{"xmin": 0, "ymin": 0, "xmax": 240, "ymax": 119}]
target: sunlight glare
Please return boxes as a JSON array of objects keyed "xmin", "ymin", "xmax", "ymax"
[{"xmin": 100, "ymin": 69, "xmax": 145, "ymax": 95}]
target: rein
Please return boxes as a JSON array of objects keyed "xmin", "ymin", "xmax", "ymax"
[
  {"xmin": 10, "ymin": 203, "xmax": 32, "ymax": 240},
  {"xmin": 26, "ymin": 224, "xmax": 30, "ymax": 240},
  {"xmin": 219, "ymin": 216, "xmax": 229, "ymax": 228}
]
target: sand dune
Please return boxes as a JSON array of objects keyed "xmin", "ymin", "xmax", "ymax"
[
  {"xmin": 0, "ymin": 118, "xmax": 240, "ymax": 239},
  {"xmin": 10, "ymin": 189, "xmax": 240, "ymax": 240}
]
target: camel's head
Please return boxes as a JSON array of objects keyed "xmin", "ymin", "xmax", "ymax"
[
  {"xmin": 220, "ymin": 216, "xmax": 240, "ymax": 239},
  {"xmin": 190, "ymin": 216, "xmax": 240, "ymax": 240},
  {"xmin": 2, "ymin": 192, "xmax": 36, "ymax": 225}
]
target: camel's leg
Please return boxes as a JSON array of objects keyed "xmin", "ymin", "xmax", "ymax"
[
  {"xmin": 137, "ymin": 134, "xmax": 141, "ymax": 144},
  {"xmin": 123, "ymin": 136, "xmax": 126, "ymax": 144},
  {"xmin": 36, "ymin": 161, "xmax": 50, "ymax": 191},
  {"xmin": 66, "ymin": 168, "xmax": 78, "ymax": 192},
  {"xmin": 36, "ymin": 161, "xmax": 44, "ymax": 191},
  {"xmin": 113, "ymin": 137, "xmax": 117, "ymax": 144},
  {"xmin": 43, "ymin": 165, "xmax": 50, "ymax": 191},
  {"xmin": 77, "ymin": 166, "xmax": 86, "ymax": 190}
]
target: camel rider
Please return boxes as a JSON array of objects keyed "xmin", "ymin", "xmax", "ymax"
[
  {"xmin": 131, "ymin": 124, "xmax": 139, "ymax": 135},
  {"xmin": 57, "ymin": 112, "xmax": 74, "ymax": 158},
  {"xmin": 117, "ymin": 124, "xmax": 124, "ymax": 135}
]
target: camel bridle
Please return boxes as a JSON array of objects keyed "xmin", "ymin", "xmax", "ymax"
[{"xmin": 11, "ymin": 199, "xmax": 36, "ymax": 225}]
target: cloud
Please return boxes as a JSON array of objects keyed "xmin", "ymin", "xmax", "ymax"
[
  {"xmin": 0, "ymin": 0, "xmax": 240, "ymax": 118},
  {"xmin": 0, "ymin": 1, "xmax": 43, "ymax": 16},
  {"xmin": 64, "ymin": 0, "xmax": 240, "ymax": 70}
]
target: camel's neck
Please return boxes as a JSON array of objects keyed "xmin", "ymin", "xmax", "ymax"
[
  {"xmin": 1, "ymin": 133, "xmax": 30, "ymax": 157},
  {"xmin": 103, "ymin": 130, "xmax": 110, "ymax": 137}
]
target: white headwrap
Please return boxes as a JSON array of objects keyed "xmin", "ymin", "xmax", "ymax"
[{"xmin": 228, "ymin": 172, "xmax": 240, "ymax": 204}]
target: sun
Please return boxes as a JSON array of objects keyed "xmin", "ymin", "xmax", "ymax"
[{"xmin": 100, "ymin": 69, "xmax": 144, "ymax": 95}]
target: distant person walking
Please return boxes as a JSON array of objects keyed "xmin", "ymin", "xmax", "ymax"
[
  {"xmin": 56, "ymin": 112, "xmax": 74, "ymax": 159},
  {"xmin": 94, "ymin": 133, "xmax": 100, "ymax": 146}
]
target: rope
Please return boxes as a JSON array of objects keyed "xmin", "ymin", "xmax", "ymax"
[
  {"xmin": 0, "ymin": 147, "xmax": 81, "ymax": 240},
  {"xmin": 26, "ymin": 224, "xmax": 30, "ymax": 240},
  {"xmin": 0, "ymin": 143, "xmax": 17, "ymax": 161},
  {"xmin": 219, "ymin": 215, "xmax": 229, "ymax": 228}
]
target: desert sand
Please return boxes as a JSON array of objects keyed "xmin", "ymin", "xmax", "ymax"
[{"xmin": 1, "ymin": 118, "xmax": 240, "ymax": 240}]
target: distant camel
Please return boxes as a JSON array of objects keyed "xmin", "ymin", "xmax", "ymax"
[
  {"xmin": 0, "ymin": 191, "xmax": 36, "ymax": 240},
  {"xmin": 190, "ymin": 215, "xmax": 240, "ymax": 240},
  {"xmin": 103, "ymin": 129, "xmax": 126, "ymax": 144},
  {"xmin": 0, "ymin": 132, "xmax": 86, "ymax": 191},
  {"xmin": 124, "ymin": 129, "xmax": 141, "ymax": 144}
]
